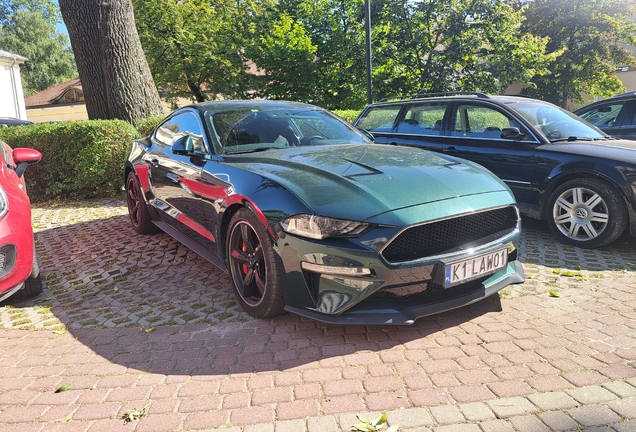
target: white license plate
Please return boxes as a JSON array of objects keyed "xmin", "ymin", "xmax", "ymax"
[{"xmin": 443, "ymin": 249, "xmax": 508, "ymax": 287}]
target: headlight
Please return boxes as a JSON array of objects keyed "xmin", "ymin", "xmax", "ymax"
[
  {"xmin": 280, "ymin": 215, "xmax": 369, "ymax": 240},
  {"xmin": 0, "ymin": 185, "xmax": 7, "ymax": 219}
]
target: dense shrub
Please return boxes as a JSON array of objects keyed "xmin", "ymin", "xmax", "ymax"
[
  {"xmin": 333, "ymin": 109, "xmax": 361, "ymax": 124},
  {"xmin": 0, "ymin": 120, "xmax": 137, "ymax": 202},
  {"xmin": 135, "ymin": 114, "xmax": 164, "ymax": 137}
]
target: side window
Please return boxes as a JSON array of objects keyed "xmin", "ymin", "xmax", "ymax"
[
  {"xmin": 356, "ymin": 107, "xmax": 400, "ymax": 132},
  {"xmin": 396, "ymin": 103, "xmax": 447, "ymax": 135},
  {"xmin": 578, "ymin": 103, "xmax": 624, "ymax": 127},
  {"xmin": 452, "ymin": 105, "xmax": 527, "ymax": 140},
  {"xmin": 154, "ymin": 112, "xmax": 207, "ymax": 153}
]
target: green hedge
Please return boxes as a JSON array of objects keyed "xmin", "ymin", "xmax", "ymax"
[
  {"xmin": 0, "ymin": 120, "xmax": 137, "ymax": 202},
  {"xmin": 332, "ymin": 109, "xmax": 361, "ymax": 124}
]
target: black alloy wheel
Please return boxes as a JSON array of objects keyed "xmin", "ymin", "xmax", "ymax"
[
  {"xmin": 126, "ymin": 171, "xmax": 158, "ymax": 234},
  {"xmin": 226, "ymin": 208, "xmax": 285, "ymax": 318}
]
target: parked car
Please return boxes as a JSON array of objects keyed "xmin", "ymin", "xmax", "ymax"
[
  {"xmin": 124, "ymin": 100, "xmax": 524, "ymax": 325},
  {"xmin": 574, "ymin": 91, "xmax": 636, "ymax": 140},
  {"xmin": 354, "ymin": 92, "xmax": 636, "ymax": 248},
  {"xmin": 0, "ymin": 140, "xmax": 43, "ymax": 302},
  {"xmin": 0, "ymin": 118, "xmax": 33, "ymax": 127}
]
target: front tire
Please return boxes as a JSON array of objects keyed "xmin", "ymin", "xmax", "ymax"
[
  {"xmin": 15, "ymin": 242, "xmax": 43, "ymax": 300},
  {"xmin": 226, "ymin": 208, "xmax": 285, "ymax": 318},
  {"xmin": 546, "ymin": 178, "xmax": 627, "ymax": 248},
  {"xmin": 126, "ymin": 171, "xmax": 158, "ymax": 234}
]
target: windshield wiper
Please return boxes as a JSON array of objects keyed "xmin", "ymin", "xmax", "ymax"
[
  {"xmin": 550, "ymin": 136, "xmax": 588, "ymax": 143},
  {"xmin": 225, "ymin": 146, "xmax": 282, "ymax": 155}
]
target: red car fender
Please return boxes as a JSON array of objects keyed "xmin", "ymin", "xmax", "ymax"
[
  {"xmin": 224, "ymin": 194, "xmax": 276, "ymax": 239},
  {"xmin": 133, "ymin": 163, "xmax": 152, "ymax": 194}
]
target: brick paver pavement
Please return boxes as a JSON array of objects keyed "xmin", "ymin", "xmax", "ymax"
[{"xmin": 0, "ymin": 198, "xmax": 634, "ymax": 431}]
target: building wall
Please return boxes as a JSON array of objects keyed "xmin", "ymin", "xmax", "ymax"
[
  {"xmin": 0, "ymin": 58, "xmax": 27, "ymax": 120},
  {"xmin": 26, "ymin": 104, "xmax": 89, "ymax": 122}
]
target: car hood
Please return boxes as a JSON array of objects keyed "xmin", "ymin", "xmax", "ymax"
[
  {"xmin": 542, "ymin": 138, "xmax": 636, "ymax": 158},
  {"xmin": 225, "ymin": 144, "xmax": 513, "ymax": 222}
]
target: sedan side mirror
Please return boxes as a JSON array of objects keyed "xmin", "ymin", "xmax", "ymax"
[
  {"xmin": 172, "ymin": 135, "xmax": 194, "ymax": 155},
  {"xmin": 500, "ymin": 127, "xmax": 526, "ymax": 141},
  {"xmin": 13, "ymin": 147, "xmax": 42, "ymax": 178}
]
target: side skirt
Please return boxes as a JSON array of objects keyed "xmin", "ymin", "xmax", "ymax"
[{"xmin": 152, "ymin": 220, "xmax": 227, "ymax": 272}]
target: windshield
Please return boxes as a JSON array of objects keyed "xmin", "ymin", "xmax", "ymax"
[
  {"xmin": 507, "ymin": 100, "xmax": 607, "ymax": 142},
  {"xmin": 206, "ymin": 107, "xmax": 372, "ymax": 154}
]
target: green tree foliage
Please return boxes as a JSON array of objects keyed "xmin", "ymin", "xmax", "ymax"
[
  {"xmin": 0, "ymin": 0, "xmax": 59, "ymax": 25},
  {"xmin": 259, "ymin": 0, "xmax": 368, "ymax": 109},
  {"xmin": 247, "ymin": 13, "xmax": 321, "ymax": 104},
  {"xmin": 372, "ymin": 0, "xmax": 550, "ymax": 99},
  {"xmin": 0, "ymin": 3, "xmax": 77, "ymax": 95},
  {"xmin": 522, "ymin": 0, "xmax": 636, "ymax": 107},
  {"xmin": 133, "ymin": 0, "xmax": 253, "ymax": 103}
]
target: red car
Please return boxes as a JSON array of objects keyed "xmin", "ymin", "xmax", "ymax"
[{"xmin": 0, "ymin": 140, "xmax": 42, "ymax": 302}]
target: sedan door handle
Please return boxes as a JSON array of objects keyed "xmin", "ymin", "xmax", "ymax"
[{"xmin": 445, "ymin": 146, "xmax": 457, "ymax": 153}]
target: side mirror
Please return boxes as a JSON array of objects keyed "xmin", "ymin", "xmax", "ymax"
[
  {"xmin": 501, "ymin": 127, "xmax": 526, "ymax": 141},
  {"xmin": 172, "ymin": 135, "xmax": 194, "ymax": 155},
  {"xmin": 12, "ymin": 147, "xmax": 42, "ymax": 178}
]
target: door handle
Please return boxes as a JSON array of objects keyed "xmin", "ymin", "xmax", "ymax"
[
  {"xmin": 150, "ymin": 158, "xmax": 159, "ymax": 167},
  {"xmin": 445, "ymin": 146, "xmax": 457, "ymax": 153}
]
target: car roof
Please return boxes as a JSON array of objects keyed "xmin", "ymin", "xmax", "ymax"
[
  {"xmin": 366, "ymin": 92, "xmax": 548, "ymax": 107},
  {"xmin": 183, "ymin": 100, "xmax": 323, "ymax": 115},
  {"xmin": 574, "ymin": 91, "xmax": 636, "ymax": 112},
  {"xmin": 0, "ymin": 117, "xmax": 33, "ymax": 126}
]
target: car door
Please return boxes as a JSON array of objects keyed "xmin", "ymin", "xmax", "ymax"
[
  {"xmin": 147, "ymin": 111, "xmax": 214, "ymax": 248},
  {"xmin": 615, "ymin": 100, "xmax": 636, "ymax": 140},
  {"xmin": 385, "ymin": 102, "xmax": 449, "ymax": 152},
  {"xmin": 442, "ymin": 102, "xmax": 539, "ymax": 204},
  {"xmin": 357, "ymin": 102, "xmax": 449, "ymax": 151}
]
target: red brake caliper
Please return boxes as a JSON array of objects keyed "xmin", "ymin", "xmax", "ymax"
[{"xmin": 241, "ymin": 242, "xmax": 249, "ymax": 275}]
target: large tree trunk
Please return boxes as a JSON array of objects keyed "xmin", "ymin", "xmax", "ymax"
[{"xmin": 59, "ymin": 0, "xmax": 164, "ymax": 124}]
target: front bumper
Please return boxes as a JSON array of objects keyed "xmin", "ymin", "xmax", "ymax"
[
  {"xmin": 0, "ymin": 198, "xmax": 34, "ymax": 299},
  {"xmin": 285, "ymin": 260, "xmax": 524, "ymax": 325},
  {"xmin": 276, "ymin": 218, "xmax": 524, "ymax": 325}
]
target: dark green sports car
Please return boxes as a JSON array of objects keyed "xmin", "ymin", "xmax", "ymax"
[{"xmin": 124, "ymin": 100, "xmax": 524, "ymax": 325}]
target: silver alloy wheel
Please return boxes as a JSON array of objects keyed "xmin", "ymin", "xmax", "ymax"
[{"xmin": 552, "ymin": 186, "xmax": 609, "ymax": 241}]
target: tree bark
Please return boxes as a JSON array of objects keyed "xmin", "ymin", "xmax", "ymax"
[{"xmin": 59, "ymin": 0, "xmax": 164, "ymax": 124}]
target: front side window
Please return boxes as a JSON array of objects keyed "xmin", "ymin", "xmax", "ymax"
[
  {"xmin": 155, "ymin": 112, "xmax": 206, "ymax": 152},
  {"xmin": 396, "ymin": 103, "xmax": 447, "ymax": 135},
  {"xmin": 451, "ymin": 105, "xmax": 523, "ymax": 139},
  {"xmin": 577, "ymin": 103, "xmax": 624, "ymax": 127},
  {"xmin": 356, "ymin": 106, "xmax": 400, "ymax": 132}
]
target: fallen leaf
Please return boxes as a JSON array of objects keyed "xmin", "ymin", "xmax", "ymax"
[
  {"xmin": 55, "ymin": 383, "xmax": 71, "ymax": 393},
  {"xmin": 549, "ymin": 291, "xmax": 560, "ymax": 298}
]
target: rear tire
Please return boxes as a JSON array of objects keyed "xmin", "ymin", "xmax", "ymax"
[
  {"xmin": 126, "ymin": 171, "xmax": 159, "ymax": 234},
  {"xmin": 546, "ymin": 178, "xmax": 626, "ymax": 248}
]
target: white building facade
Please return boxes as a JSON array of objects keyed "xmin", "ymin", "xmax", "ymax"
[{"xmin": 0, "ymin": 50, "xmax": 28, "ymax": 120}]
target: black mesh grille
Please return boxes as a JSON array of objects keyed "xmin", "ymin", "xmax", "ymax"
[{"xmin": 382, "ymin": 206, "xmax": 517, "ymax": 263}]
